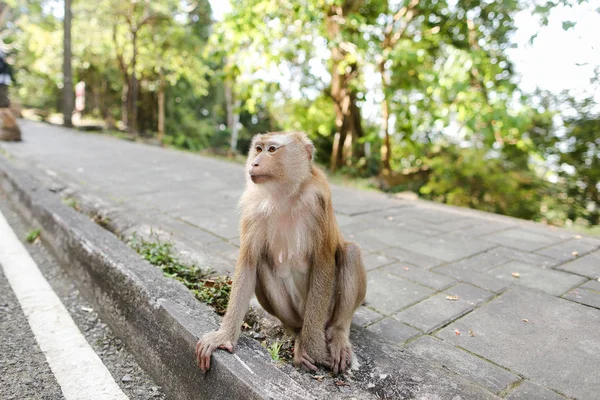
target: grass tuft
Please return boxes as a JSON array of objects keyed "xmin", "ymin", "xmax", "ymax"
[
  {"xmin": 127, "ymin": 234, "xmax": 232, "ymax": 314},
  {"xmin": 25, "ymin": 228, "xmax": 41, "ymax": 243}
]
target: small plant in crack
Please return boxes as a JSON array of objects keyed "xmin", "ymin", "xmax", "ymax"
[
  {"xmin": 25, "ymin": 228, "xmax": 41, "ymax": 243},
  {"xmin": 91, "ymin": 214, "xmax": 110, "ymax": 228},
  {"xmin": 266, "ymin": 340, "xmax": 283, "ymax": 362},
  {"xmin": 127, "ymin": 233, "xmax": 232, "ymax": 314},
  {"xmin": 62, "ymin": 197, "xmax": 80, "ymax": 211}
]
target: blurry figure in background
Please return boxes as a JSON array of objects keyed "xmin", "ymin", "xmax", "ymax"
[{"xmin": 0, "ymin": 48, "xmax": 20, "ymax": 141}]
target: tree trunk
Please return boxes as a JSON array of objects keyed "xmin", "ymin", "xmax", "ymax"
[
  {"xmin": 157, "ymin": 74, "xmax": 165, "ymax": 143},
  {"xmin": 224, "ymin": 81, "xmax": 240, "ymax": 153},
  {"xmin": 62, "ymin": 0, "xmax": 74, "ymax": 128},
  {"xmin": 326, "ymin": 6, "xmax": 365, "ymax": 172},
  {"xmin": 379, "ymin": 61, "xmax": 392, "ymax": 174},
  {"xmin": 129, "ymin": 74, "xmax": 138, "ymax": 133},
  {"xmin": 121, "ymin": 80, "xmax": 129, "ymax": 128}
]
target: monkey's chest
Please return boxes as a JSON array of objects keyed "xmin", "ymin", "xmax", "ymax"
[{"xmin": 268, "ymin": 218, "xmax": 311, "ymax": 304}]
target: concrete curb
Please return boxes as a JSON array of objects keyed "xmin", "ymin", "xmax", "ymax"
[{"xmin": 0, "ymin": 154, "xmax": 501, "ymax": 400}]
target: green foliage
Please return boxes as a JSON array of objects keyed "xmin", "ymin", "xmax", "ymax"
[
  {"xmin": 7, "ymin": 0, "xmax": 600, "ymax": 228},
  {"xmin": 25, "ymin": 228, "xmax": 41, "ymax": 243},
  {"xmin": 420, "ymin": 146, "xmax": 547, "ymax": 220},
  {"xmin": 62, "ymin": 197, "xmax": 79, "ymax": 210},
  {"xmin": 127, "ymin": 233, "xmax": 232, "ymax": 314},
  {"xmin": 266, "ymin": 341, "xmax": 283, "ymax": 363}
]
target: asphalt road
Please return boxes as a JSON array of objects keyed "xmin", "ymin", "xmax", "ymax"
[{"xmin": 0, "ymin": 198, "xmax": 165, "ymax": 400}]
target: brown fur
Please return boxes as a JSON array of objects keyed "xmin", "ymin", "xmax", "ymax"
[
  {"xmin": 196, "ymin": 131, "xmax": 367, "ymax": 374},
  {"xmin": 0, "ymin": 108, "xmax": 21, "ymax": 142}
]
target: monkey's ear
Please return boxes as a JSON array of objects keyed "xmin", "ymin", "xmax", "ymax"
[{"xmin": 305, "ymin": 143, "xmax": 315, "ymax": 161}]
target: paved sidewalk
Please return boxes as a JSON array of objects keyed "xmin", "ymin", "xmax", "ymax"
[{"xmin": 3, "ymin": 119, "xmax": 600, "ymax": 399}]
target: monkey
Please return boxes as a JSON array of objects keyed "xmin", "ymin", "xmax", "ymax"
[
  {"xmin": 196, "ymin": 131, "xmax": 367, "ymax": 375},
  {"xmin": 0, "ymin": 108, "xmax": 21, "ymax": 142}
]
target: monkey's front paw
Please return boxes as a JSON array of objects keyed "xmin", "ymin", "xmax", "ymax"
[
  {"xmin": 293, "ymin": 338, "xmax": 331, "ymax": 372},
  {"xmin": 329, "ymin": 335, "xmax": 353, "ymax": 375},
  {"xmin": 195, "ymin": 330, "xmax": 235, "ymax": 373}
]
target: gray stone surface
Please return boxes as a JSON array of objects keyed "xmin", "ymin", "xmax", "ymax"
[
  {"xmin": 582, "ymin": 279, "xmax": 600, "ymax": 291},
  {"xmin": 378, "ymin": 246, "xmax": 444, "ymax": 269},
  {"xmin": 433, "ymin": 263, "xmax": 510, "ymax": 294},
  {"xmin": 563, "ymin": 287, "xmax": 600, "ymax": 309},
  {"xmin": 482, "ymin": 228, "xmax": 562, "ymax": 251},
  {"xmin": 437, "ymin": 288, "xmax": 600, "ymax": 400},
  {"xmin": 344, "ymin": 231, "xmax": 390, "ymax": 254},
  {"xmin": 365, "ymin": 269, "xmax": 434, "ymax": 314},
  {"xmin": 383, "ymin": 262, "xmax": 457, "ymax": 290},
  {"xmin": 361, "ymin": 252, "xmax": 396, "ymax": 271},
  {"xmin": 555, "ymin": 251, "xmax": 600, "ymax": 279},
  {"xmin": 365, "ymin": 317, "xmax": 421, "ymax": 344},
  {"xmin": 362, "ymin": 227, "xmax": 426, "ymax": 248},
  {"xmin": 405, "ymin": 234, "xmax": 496, "ymax": 263},
  {"xmin": 393, "ymin": 284, "xmax": 493, "ymax": 333},
  {"xmin": 406, "ymin": 336, "xmax": 519, "ymax": 394},
  {"xmin": 488, "ymin": 261, "xmax": 586, "ymax": 296},
  {"xmin": 352, "ymin": 306, "xmax": 383, "ymax": 327},
  {"xmin": 535, "ymin": 237, "xmax": 599, "ymax": 262},
  {"xmin": 505, "ymin": 381, "xmax": 567, "ymax": 400}
]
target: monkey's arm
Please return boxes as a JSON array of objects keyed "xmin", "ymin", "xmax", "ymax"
[
  {"xmin": 294, "ymin": 251, "xmax": 336, "ymax": 371},
  {"xmin": 195, "ymin": 249, "xmax": 256, "ymax": 372}
]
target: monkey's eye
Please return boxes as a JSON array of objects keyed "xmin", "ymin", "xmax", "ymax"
[
  {"xmin": 255, "ymin": 146, "xmax": 262, "ymax": 153},
  {"xmin": 268, "ymin": 146, "xmax": 277, "ymax": 153}
]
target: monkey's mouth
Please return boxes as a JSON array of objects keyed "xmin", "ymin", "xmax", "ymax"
[{"xmin": 250, "ymin": 174, "xmax": 272, "ymax": 184}]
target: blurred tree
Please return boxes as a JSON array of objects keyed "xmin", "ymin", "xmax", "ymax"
[{"xmin": 62, "ymin": 0, "xmax": 73, "ymax": 127}]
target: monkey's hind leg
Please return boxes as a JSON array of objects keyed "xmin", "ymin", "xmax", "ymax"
[{"xmin": 327, "ymin": 242, "xmax": 367, "ymax": 374}]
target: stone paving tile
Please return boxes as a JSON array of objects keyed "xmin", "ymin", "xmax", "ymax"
[
  {"xmin": 205, "ymin": 239, "xmax": 239, "ymax": 263},
  {"xmin": 362, "ymin": 227, "xmax": 427, "ymax": 248},
  {"xmin": 410, "ymin": 208, "xmax": 462, "ymax": 224},
  {"xmin": 189, "ymin": 217, "xmax": 240, "ymax": 239},
  {"xmin": 581, "ymin": 279, "xmax": 600, "ymax": 291},
  {"xmin": 555, "ymin": 251, "xmax": 600, "ymax": 279},
  {"xmin": 334, "ymin": 213, "xmax": 356, "ymax": 227},
  {"xmin": 488, "ymin": 261, "xmax": 586, "ymax": 296},
  {"xmin": 361, "ymin": 252, "xmax": 396, "ymax": 271},
  {"xmin": 505, "ymin": 381, "xmax": 567, "ymax": 400},
  {"xmin": 437, "ymin": 288, "xmax": 600, "ymax": 400},
  {"xmin": 365, "ymin": 269, "xmax": 434, "ymax": 315},
  {"xmin": 481, "ymin": 228, "xmax": 562, "ymax": 251},
  {"xmin": 452, "ymin": 220, "xmax": 516, "ymax": 237},
  {"xmin": 393, "ymin": 283, "xmax": 493, "ymax": 333},
  {"xmin": 145, "ymin": 214, "xmax": 223, "ymax": 245},
  {"xmin": 431, "ymin": 217, "xmax": 484, "ymax": 233},
  {"xmin": 406, "ymin": 335, "xmax": 519, "ymax": 394},
  {"xmin": 379, "ymin": 246, "xmax": 444, "ymax": 269},
  {"xmin": 393, "ymin": 217, "xmax": 445, "ymax": 236},
  {"xmin": 563, "ymin": 287, "xmax": 600, "ymax": 309},
  {"xmin": 352, "ymin": 306, "xmax": 383, "ymax": 327},
  {"xmin": 383, "ymin": 262, "xmax": 457, "ymax": 290},
  {"xmin": 366, "ymin": 317, "xmax": 421, "ymax": 344},
  {"xmin": 403, "ymin": 235, "xmax": 496, "ymax": 263},
  {"xmin": 493, "ymin": 247, "xmax": 559, "ymax": 268},
  {"xmin": 344, "ymin": 231, "xmax": 390, "ymax": 254},
  {"xmin": 433, "ymin": 263, "xmax": 510, "ymax": 294},
  {"xmin": 440, "ymin": 249, "xmax": 512, "ymax": 273},
  {"xmin": 535, "ymin": 237, "xmax": 600, "ymax": 262}
]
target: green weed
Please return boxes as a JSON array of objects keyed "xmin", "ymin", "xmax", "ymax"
[
  {"xmin": 127, "ymin": 234, "xmax": 231, "ymax": 314},
  {"xmin": 62, "ymin": 197, "xmax": 79, "ymax": 210},
  {"xmin": 267, "ymin": 341, "xmax": 283, "ymax": 362},
  {"xmin": 25, "ymin": 228, "xmax": 41, "ymax": 243}
]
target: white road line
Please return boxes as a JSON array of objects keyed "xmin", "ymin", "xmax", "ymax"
[{"xmin": 0, "ymin": 210, "xmax": 128, "ymax": 400}]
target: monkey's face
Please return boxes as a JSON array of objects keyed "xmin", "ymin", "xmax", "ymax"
[{"xmin": 247, "ymin": 133, "xmax": 313, "ymax": 187}]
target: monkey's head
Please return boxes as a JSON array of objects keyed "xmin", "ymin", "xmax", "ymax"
[{"xmin": 247, "ymin": 132, "xmax": 315, "ymax": 188}]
